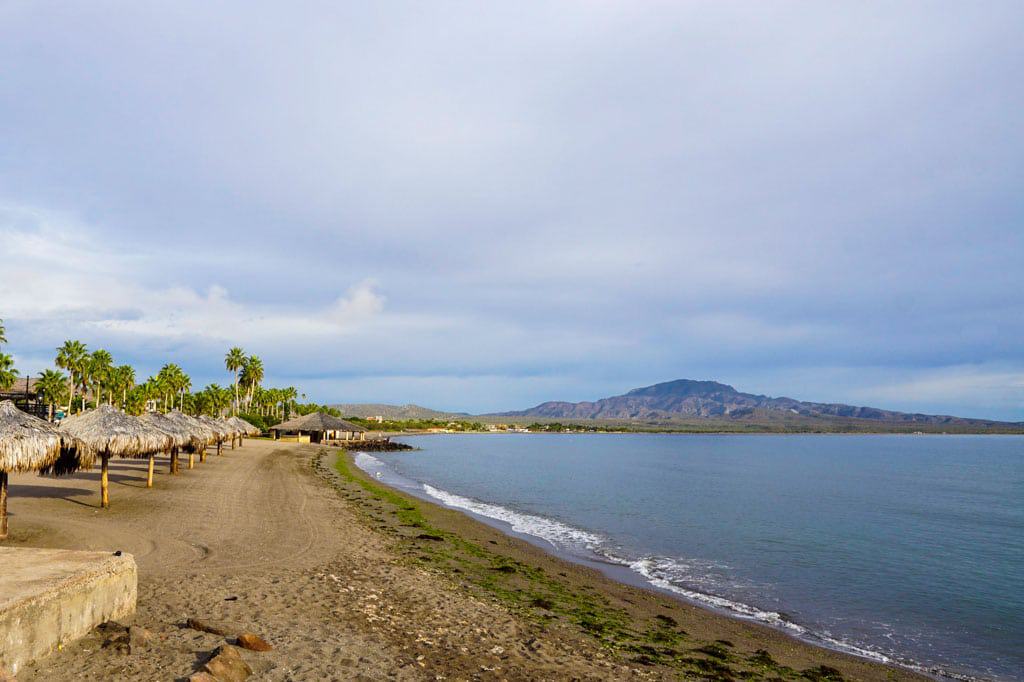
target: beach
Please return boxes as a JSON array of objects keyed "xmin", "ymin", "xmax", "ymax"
[{"xmin": 4, "ymin": 440, "xmax": 926, "ymax": 680}]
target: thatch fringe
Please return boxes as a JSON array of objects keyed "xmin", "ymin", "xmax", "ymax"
[
  {"xmin": 165, "ymin": 411, "xmax": 216, "ymax": 451},
  {"xmin": 0, "ymin": 400, "xmax": 89, "ymax": 473},
  {"xmin": 60, "ymin": 405, "xmax": 173, "ymax": 459},
  {"xmin": 198, "ymin": 416, "xmax": 236, "ymax": 442},
  {"xmin": 139, "ymin": 411, "xmax": 192, "ymax": 450},
  {"xmin": 228, "ymin": 416, "xmax": 261, "ymax": 436}
]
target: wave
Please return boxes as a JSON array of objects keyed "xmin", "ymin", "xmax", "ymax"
[{"xmin": 421, "ymin": 483, "xmax": 605, "ymax": 553}]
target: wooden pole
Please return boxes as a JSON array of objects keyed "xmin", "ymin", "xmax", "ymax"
[
  {"xmin": 188, "ymin": 451, "xmax": 194, "ymax": 469},
  {"xmin": 217, "ymin": 441, "xmax": 222, "ymax": 456},
  {"xmin": 200, "ymin": 447, "xmax": 207, "ymax": 464},
  {"xmin": 0, "ymin": 471, "xmax": 8, "ymax": 540},
  {"xmin": 101, "ymin": 455, "xmax": 110, "ymax": 508},
  {"xmin": 147, "ymin": 455, "xmax": 154, "ymax": 488}
]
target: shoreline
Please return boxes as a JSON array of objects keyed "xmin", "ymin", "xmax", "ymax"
[
  {"xmin": 352, "ymin": 450, "xmax": 935, "ymax": 675},
  {"xmin": 338, "ymin": 447, "xmax": 932, "ymax": 681}
]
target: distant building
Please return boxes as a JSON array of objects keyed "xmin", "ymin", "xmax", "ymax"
[{"xmin": 0, "ymin": 375, "xmax": 47, "ymax": 419}]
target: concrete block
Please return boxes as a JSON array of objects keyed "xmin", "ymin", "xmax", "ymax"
[{"xmin": 0, "ymin": 547, "xmax": 137, "ymax": 675}]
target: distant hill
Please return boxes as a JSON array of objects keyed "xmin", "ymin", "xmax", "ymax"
[
  {"xmin": 494, "ymin": 378, "xmax": 1022, "ymax": 430},
  {"xmin": 330, "ymin": 403, "xmax": 469, "ymax": 420}
]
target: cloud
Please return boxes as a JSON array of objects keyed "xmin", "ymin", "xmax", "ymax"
[{"xmin": 0, "ymin": 3, "xmax": 1022, "ymax": 418}]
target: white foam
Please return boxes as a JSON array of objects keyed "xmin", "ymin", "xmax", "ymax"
[{"xmin": 420, "ymin": 483, "xmax": 605, "ymax": 553}]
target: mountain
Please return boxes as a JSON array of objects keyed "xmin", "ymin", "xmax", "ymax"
[
  {"xmin": 330, "ymin": 403, "xmax": 469, "ymax": 420},
  {"xmin": 496, "ymin": 379, "xmax": 1020, "ymax": 428}
]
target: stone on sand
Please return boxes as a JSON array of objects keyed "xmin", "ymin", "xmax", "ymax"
[
  {"xmin": 200, "ymin": 644, "xmax": 252, "ymax": 681},
  {"xmin": 236, "ymin": 633, "xmax": 273, "ymax": 652}
]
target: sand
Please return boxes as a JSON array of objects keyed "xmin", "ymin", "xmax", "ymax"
[{"xmin": 2, "ymin": 440, "xmax": 928, "ymax": 680}]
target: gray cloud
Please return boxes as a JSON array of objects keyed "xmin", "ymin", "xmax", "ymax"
[{"xmin": 1, "ymin": 2, "xmax": 1022, "ymax": 418}]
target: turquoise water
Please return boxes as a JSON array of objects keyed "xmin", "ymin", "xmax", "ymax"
[{"xmin": 357, "ymin": 434, "xmax": 1024, "ymax": 680}]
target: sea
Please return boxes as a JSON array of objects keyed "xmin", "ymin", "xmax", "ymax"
[{"xmin": 354, "ymin": 433, "xmax": 1023, "ymax": 681}]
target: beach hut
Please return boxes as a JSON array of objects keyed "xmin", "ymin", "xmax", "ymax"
[
  {"xmin": 0, "ymin": 400, "xmax": 89, "ymax": 539},
  {"xmin": 139, "ymin": 412, "xmax": 192, "ymax": 483},
  {"xmin": 60, "ymin": 405, "xmax": 172, "ymax": 508},
  {"xmin": 165, "ymin": 410, "xmax": 216, "ymax": 464},
  {"xmin": 270, "ymin": 412, "xmax": 367, "ymax": 444}
]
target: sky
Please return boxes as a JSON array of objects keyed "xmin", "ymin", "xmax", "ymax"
[{"xmin": 1, "ymin": 1, "xmax": 1022, "ymax": 419}]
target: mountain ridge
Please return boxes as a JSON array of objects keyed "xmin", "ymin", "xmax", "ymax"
[{"xmin": 493, "ymin": 378, "xmax": 1022, "ymax": 427}]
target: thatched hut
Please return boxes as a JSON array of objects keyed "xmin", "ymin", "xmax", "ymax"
[
  {"xmin": 227, "ymin": 416, "xmax": 260, "ymax": 447},
  {"xmin": 270, "ymin": 412, "xmax": 367, "ymax": 444},
  {"xmin": 165, "ymin": 410, "xmax": 216, "ymax": 463},
  {"xmin": 197, "ymin": 416, "xmax": 234, "ymax": 455},
  {"xmin": 139, "ymin": 412, "xmax": 192, "ymax": 482},
  {"xmin": 0, "ymin": 401, "xmax": 89, "ymax": 539},
  {"xmin": 60, "ymin": 405, "xmax": 172, "ymax": 508}
]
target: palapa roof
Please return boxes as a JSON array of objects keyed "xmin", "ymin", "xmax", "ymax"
[
  {"xmin": 197, "ymin": 415, "xmax": 236, "ymax": 440},
  {"xmin": 60, "ymin": 404, "xmax": 173, "ymax": 459},
  {"xmin": 271, "ymin": 411, "xmax": 366, "ymax": 433},
  {"xmin": 228, "ymin": 416, "xmax": 261, "ymax": 436},
  {"xmin": 139, "ymin": 411, "xmax": 192, "ymax": 449},
  {"xmin": 165, "ymin": 410, "xmax": 217, "ymax": 448},
  {"xmin": 0, "ymin": 400, "xmax": 89, "ymax": 473}
]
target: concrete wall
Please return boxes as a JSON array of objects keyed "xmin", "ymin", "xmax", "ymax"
[{"xmin": 0, "ymin": 548, "xmax": 137, "ymax": 675}]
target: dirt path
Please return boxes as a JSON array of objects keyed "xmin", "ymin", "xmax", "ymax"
[{"xmin": 6, "ymin": 441, "xmax": 644, "ymax": 681}]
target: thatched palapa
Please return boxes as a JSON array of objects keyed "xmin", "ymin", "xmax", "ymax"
[
  {"xmin": 165, "ymin": 410, "xmax": 215, "ymax": 449},
  {"xmin": 270, "ymin": 411, "xmax": 366, "ymax": 444},
  {"xmin": 0, "ymin": 401, "xmax": 89, "ymax": 539},
  {"xmin": 60, "ymin": 405, "xmax": 173, "ymax": 508},
  {"xmin": 229, "ymin": 416, "xmax": 260, "ymax": 437},
  {"xmin": 197, "ymin": 416, "xmax": 236, "ymax": 454},
  {"xmin": 140, "ymin": 411, "xmax": 193, "ymax": 482}
]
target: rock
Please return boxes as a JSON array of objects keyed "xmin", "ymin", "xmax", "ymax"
[
  {"xmin": 101, "ymin": 632, "xmax": 131, "ymax": 654},
  {"xmin": 129, "ymin": 625, "xmax": 153, "ymax": 650},
  {"xmin": 201, "ymin": 644, "xmax": 252, "ymax": 681},
  {"xmin": 189, "ymin": 673, "xmax": 219, "ymax": 682},
  {"xmin": 186, "ymin": 618, "xmax": 242, "ymax": 637},
  {"xmin": 236, "ymin": 633, "xmax": 273, "ymax": 652}
]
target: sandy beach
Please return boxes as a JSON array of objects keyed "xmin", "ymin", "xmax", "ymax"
[{"xmin": 3, "ymin": 440, "xmax": 928, "ymax": 680}]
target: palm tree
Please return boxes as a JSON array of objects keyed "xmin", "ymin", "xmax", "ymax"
[
  {"xmin": 224, "ymin": 347, "xmax": 246, "ymax": 416},
  {"xmin": 0, "ymin": 353, "xmax": 17, "ymax": 391},
  {"xmin": 36, "ymin": 369, "xmax": 68, "ymax": 421},
  {"xmin": 89, "ymin": 350, "xmax": 114, "ymax": 406},
  {"xmin": 178, "ymin": 371, "xmax": 192, "ymax": 410},
  {"xmin": 56, "ymin": 340, "xmax": 88, "ymax": 414},
  {"xmin": 113, "ymin": 365, "xmax": 135, "ymax": 407},
  {"xmin": 157, "ymin": 364, "xmax": 184, "ymax": 413},
  {"xmin": 240, "ymin": 355, "xmax": 264, "ymax": 410},
  {"xmin": 0, "ymin": 318, "xmax": 6, "ymax": 345},
  {"xmin": 283, "ymin": 386, "xmax": 298, "ymax": 419}
]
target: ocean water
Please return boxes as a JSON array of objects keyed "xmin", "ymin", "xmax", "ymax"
[{"xmin": 355, "ymin": 434, "xmax": 1024, "ymax": 681}]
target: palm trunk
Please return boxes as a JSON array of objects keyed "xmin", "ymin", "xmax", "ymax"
[
  {"xmin": 169, "ymin": 447, "xmax": 179, "ymax": 474},
  {"xmin": 200, "ymin": 447, "xmax": 207, "ymax": 464},
  {"xmin": 188, "ymin": 451, "xmax": 194, "ymax": 469},
  {"xmin": 147, "ymin": 455, "xmax": 155, "ymax": 488},
  {"xmin": 101, "ymin": 455, "xmax": 110, "ymax": 508},
  {"xmin": 1, "ymin": 471, "xmax": 8, "ymax": 540},
  {"xmin": 66, "ymin": 376, "xmax": 74, "ymax": 415}
]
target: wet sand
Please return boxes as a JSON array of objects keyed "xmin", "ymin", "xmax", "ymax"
[{"xmin": 2, "ymin": 440, "xmax": 927, "ymax": 680}]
